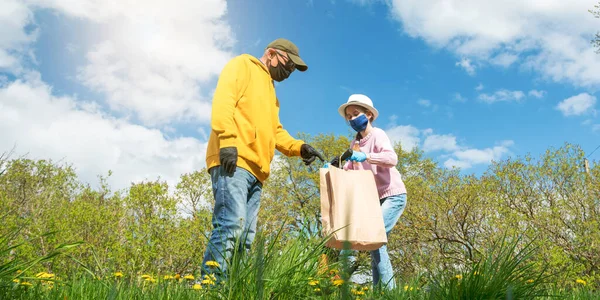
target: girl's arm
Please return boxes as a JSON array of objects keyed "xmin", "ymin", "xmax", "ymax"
[{"xmin": 366, "ymin": 131, "xmax": 398, "ymax": 168}]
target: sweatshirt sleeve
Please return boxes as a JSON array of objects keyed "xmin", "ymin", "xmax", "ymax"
[
  {"xmin": 367, "ymin": 129, "xmax": 398, "ymax": 168},
  {"xmin": 210, "ymin": 56, "xmax": 248, "ymax": 148}
]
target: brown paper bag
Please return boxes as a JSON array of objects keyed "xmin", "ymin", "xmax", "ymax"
[{"xmin": 319, "ymin": 166, "xmax": 387, "ymax": 251}]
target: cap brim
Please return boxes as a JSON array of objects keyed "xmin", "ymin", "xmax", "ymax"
[{"xmin": 287, "ymin": 53, "xmax": 308, "ymax": 72}]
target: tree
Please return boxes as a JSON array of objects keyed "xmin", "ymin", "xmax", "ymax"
[{"xmin": 591, "ymin": 2, "xmax": 600, "ymax": 53}]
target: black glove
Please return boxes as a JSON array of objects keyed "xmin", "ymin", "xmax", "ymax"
[
  {"xmin": 330, "ymin": 157, "xmax": 340, "ymax": 168},
  {"xmin": 219, "ymin": 147, "xmax": 238, "ymax": 174},
  {"xmin": 300, "ymin": 144, "xmax": 325, "ymax": 166}
]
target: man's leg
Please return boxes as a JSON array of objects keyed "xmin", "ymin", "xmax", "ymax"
[
  {"xmin": 370, "ymin": 193, "xmax": 407, "ymax": 290},
  {"xmin": 242, "ymin": 178, "xmax": 262, "ymax": 251},
  {"xmin": 201, "ymin": 166, "xmax": 252, "ymax": 278}
]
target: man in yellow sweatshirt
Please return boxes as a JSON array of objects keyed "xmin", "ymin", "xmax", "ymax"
[{"xmin": 201, "ymin": 38, "xmax": 324, "ymax": 278}]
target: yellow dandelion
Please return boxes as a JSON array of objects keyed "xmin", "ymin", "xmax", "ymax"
[
  {"xmin": 141, "ymin": 274, "xmax": 152, "ymax": 279},
  {"xmin": 526, "ymin": 279, "xmax": 534, "ymax": 284},
  {"xmin": 202, "ymin": 279, "xmax": 215, "ymax": 285},
  {"xmin": 145, "ymin": 277, "xmax": 156, "ymax": 283},
  {"xmin": 314, "ymin": 288, "xmax": 321, "ymax": 292},
  {"xmin": 332, "ymin": 279, "xmax": 344, "ymax": 286},
  {"xmin": 455, "ymin": 274, "xmax": 463, "ymax": 280},
  {"xmin": 175, "ymin": 274, "xmax": 181, "ymax": 280},
  {"xmin": 404, "ymin": 285, "xmax": 409, "ymax": 291},
  {"xmin": 362, "ymin": 286, "xmax": 369, "ymax": 291},
  {"xmin": 193, "ymin": 283, "xmax": 202, "ymax": 290},
  {"xmin": 164, "ymin": 275, "xmax": 175, "ymax": 280},
  {"xmin": 36, "ymin": 272, "xmax": 55, "ymax": 279},
  {"xmin": 114, "ymin": 272, "xmax": 124, "ymax": 278},
  {"xmin": 184, "ymin": 274, "xmax": 195, "ymax": 280},
  {"xmin": 12, "ymin": 279, "xmax": 20, "ymax": 283},
  {"xmin": 308, "ymin": 280, "xmax": 319, "ymax": 286},
  {"xmin": 20, "ymin": 282, "xmax": 33, "ymax": 287},
  {"xmin": 205, "ymin": 261, "xmax": 220, "ymax": 268},
  {"xmin": 576, "ymin": 279, "xmax": 586, "ymax": 286},
  {"xmin": 351, "ymin": 288, "xmax": 365, "ymax": 295}
]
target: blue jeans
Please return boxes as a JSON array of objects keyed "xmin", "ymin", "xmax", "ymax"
[
  {"xmin": 201, "ymin": 166, "xmax": 263, "ymax": 278},
  {"xmin": 341, "ymin": 193, "xmax": 407, "ymax": 290}
]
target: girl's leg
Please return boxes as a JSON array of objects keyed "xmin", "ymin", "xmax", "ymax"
[{"xmin": 371, "ymin": 193, "xmax": 407, "ymax": 290}]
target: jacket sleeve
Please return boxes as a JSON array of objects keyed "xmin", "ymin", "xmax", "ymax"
[
  {"xmin": 274, "ymin": 98, "xmax": 304, "ymax": 157},
  {"xmin": 210, "ymin": 56, "xmax": 248, "ymax": 148},
  {"xmin": 367, "ymin": 130, "xmax": 398, "ymax": 168}
]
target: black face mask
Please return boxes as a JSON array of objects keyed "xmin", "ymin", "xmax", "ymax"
[{"xmin": 268, "ymin": 54, "xmax": 293, "ymax": 82}]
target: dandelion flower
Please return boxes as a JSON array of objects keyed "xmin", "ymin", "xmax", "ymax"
[
  {"xmin": 314, "ymin": 288, "xmax": 321, "ymax": 292},
  {"xmin": 332, "ymin": 279, "xmax": 344, "ymax": 286},
  {"xmin": 12, "ymin": 279, "xmax": 19, "ymax": 284},
  {"xmin": 205, "ymin": 261, "xmax": 220, "ymax": 268},
  {"xmin": 175, "ymin": 274, "xmax": 181, "ymax": 280},
  {"xmin": 36, "ymin": 272, "xmax": 55, "ymax": 279},
  {"xmin": 193, "ymin": 284, "xmax": 202, "ymax": 290},
  {"xmin": 576, "ymin": 279, "xmax": 586, "ymax": 286},
  {"xmin": 141, "ymin": 274, "xmax": 152, "ymax": 279},
  {"xmin": 526, "ymin": 279, "xmax": 534, "ymax": 284},
  {"xmin": 184, "ymin": 274, "xmax": 195, "ymax": 280},
  {"xmin": 351, "ymin": 288, "xmax": 365, "ymax": 295},
  {"xmin": 20, "ymin": 282, "xmax": 33, "ymax": 287},
  {"xmin": 163, "ymin": 275, "xmax": 174, "ymax": 280},
  {"xmin": 114, "ymin": 272, "xmax": 124, "ymax": 278},
  {"xmin": 455, "ymin": 274, "xmax": 463, "ymax": 280},
  {"xmin": 308, "ymin": 280, "xmax": 319, "ymax": 286}
]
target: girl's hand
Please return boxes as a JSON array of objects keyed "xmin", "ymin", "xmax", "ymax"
[{"xmin": 349, "ymin": 151, "xmax": 367, "ymax": 162}]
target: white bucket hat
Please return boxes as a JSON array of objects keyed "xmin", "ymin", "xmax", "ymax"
[{"xmin": 338, "ymin": 94, "xmax": 379, "ymax": 121}]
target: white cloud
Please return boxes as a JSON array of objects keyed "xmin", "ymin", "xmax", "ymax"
[
  {"xmin": 0, "ymin": 73, "xmax": 208, "ymax": 191},
  {"xmin": 556, "ymin": 93, "xmax": 597, "ymax": 117},
  {"xmin": 0, "ymin": 0, "xmax": 37, "ymax": 74},
  {"xmin": 23, "ymin": 0, "xmax": 235, "ymax": 126},
  {"xmin": 417, "ymin": 99, "xmax": 431, "ymax": 107},
  {"xmin": 455, "ymin": 58, "xmax": 475, "ymax": 75},
  {"xmin": 475, "ymin": 83, "xmax": 484, "ymax": 91},
  {"xmin": 423, "ymin": 134, "xmax": 458, "ymax": 152},
  {"xmin": 444, "ymin": 140, "xmax": 514, "ymax": 169},
  {"xmin": 490, "ymin": 52, "xmax": 518, "ymax": 67},
  {"xmin": 384, "ymin": 122, "xmax": 513, "ymax": 169},
  {"xmin": 385, "ymin": 125, "xmax": 421, "ymax": 151},
  {"xmin": 453, "ymin": 93, "xmax": 467, "ymax": 103},
  {"xmin": 478, "ymin": 89, "xmax": 525, "ymax": 104},
  {"xmin": 384, "ymin": 0, "xmax": 600, "ymax": 88},
  {"xmin": 528, "ymin": 89, "xmax": 546, "ymax": 99}
]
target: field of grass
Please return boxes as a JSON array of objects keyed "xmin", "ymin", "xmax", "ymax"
[{"xmin": 1, "ymin": 226, "xmax": 597, "ymax": 300}]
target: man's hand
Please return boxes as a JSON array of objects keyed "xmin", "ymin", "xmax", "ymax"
[
  {"xmin": 300, "ymin": 144, "xmax": 325, "ymax": 166},
  {"xmin": 349, "ymin": 151, "xmax": 367, "ymax": 162},
  {"xmin": 219, "ymin": 147, "xmax": 238, "ymax": 174},
  {"xmin": 330, "ymin": 157, "xmax": 340, "ymax": 168}
]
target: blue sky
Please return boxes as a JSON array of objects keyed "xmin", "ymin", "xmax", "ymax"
[{"xmin": 1, "ymin": 0, "xmax": 600, "ymax": 189}]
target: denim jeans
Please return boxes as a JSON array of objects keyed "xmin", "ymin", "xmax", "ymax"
[
  {"xmin": 201, "ymin": 166, "xmax": 263, "ymax": 278},
  {"xmin": 341, "ymin": 193, "xmax": 407, "ymax": 290}
]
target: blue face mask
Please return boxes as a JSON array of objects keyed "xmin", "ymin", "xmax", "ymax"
[{"xmin": 349, "ymin": 114, "xmax": 369, "ymax": 132}]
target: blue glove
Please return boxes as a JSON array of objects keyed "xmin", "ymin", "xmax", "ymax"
[{"xmin": 349, "ymin": 151, "xmax": 367, "ymax": 162}]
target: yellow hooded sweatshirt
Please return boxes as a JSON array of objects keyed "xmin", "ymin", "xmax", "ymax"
[{"xmin": 205, "ymin": 54, "xmax": 305, "ymax": 183}]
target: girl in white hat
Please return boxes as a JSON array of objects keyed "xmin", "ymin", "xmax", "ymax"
[{"xmin": 333, "ymin": 94, "xmax": 407, "ymax": 291}]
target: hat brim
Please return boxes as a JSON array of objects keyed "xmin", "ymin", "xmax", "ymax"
[
  {"xmin": 287, "ymin": 53, "xmax": 308, "ymax": 72},
  {"xmin": 338, "ymin": 102, "xmax": 379, "ymax": 122}
]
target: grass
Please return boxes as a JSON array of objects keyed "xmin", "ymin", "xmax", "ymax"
[{"xmin": 1, "ymin": 222, "xmax": 597, "ymax": 299}]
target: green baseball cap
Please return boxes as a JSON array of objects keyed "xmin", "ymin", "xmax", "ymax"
[{"xmin": 266, "ymin": 38, "xmax": 308, "ymax": 72}]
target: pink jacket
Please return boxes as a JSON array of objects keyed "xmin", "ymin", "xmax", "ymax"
[{"xmin": 342, "ymin": 127, "xmax": 407, "ymax": 199}]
